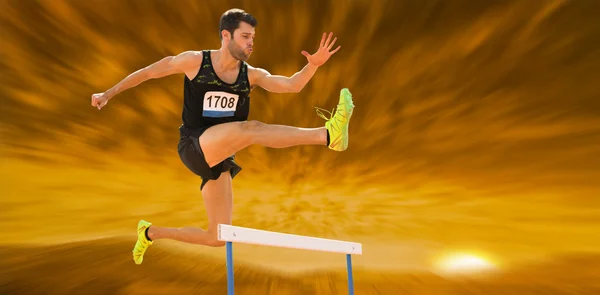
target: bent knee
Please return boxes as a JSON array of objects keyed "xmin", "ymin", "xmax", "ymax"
[
  {"xmin": 205, "ymin": 227, "xmax": 227, "ymax": 247},
  {"xmin": 206, "ymin": 239, "xmax": 226, "ymax": 247},
  {"xmin": 238, "ymin": 120, "xmax": 266, "ymax": 145},
  {"xmin": 240, "ymin": 120, "xmax": 265, "ymax": 131}
]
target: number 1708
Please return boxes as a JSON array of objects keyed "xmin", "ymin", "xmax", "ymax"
[{"xmin": 207, "ymin": 95, "xmax": 236, "ymax": 108}]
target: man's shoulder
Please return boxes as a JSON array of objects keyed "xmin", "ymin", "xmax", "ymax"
[
  {"xmin": 178, "ymin": 50, "xmax": 204, "ymax": 59},
  {"xmin": 171, "ymin": 50, "xmax": 206, "ymax": 69},
  {"xmin": 246, "ymin": 64, "xmax": 268, "ymax": 76}
]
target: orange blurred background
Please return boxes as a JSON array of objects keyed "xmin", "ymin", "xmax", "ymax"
[{"xmin": 1, "ymin": 0, "xmax": 600, "ymax": 294}]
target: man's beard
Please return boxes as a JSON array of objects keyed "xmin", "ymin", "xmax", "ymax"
[{"xmin": 228, "ymin": 42, "xmax": 249, "ymax": 61}]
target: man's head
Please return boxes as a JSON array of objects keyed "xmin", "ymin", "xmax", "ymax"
[{"xmin": 219, "ymin": 8, "xmax": 257, "ymax": 61}]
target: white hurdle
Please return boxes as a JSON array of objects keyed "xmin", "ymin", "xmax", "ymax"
[{"xmin": 218, "ymin": 224, "xmax": 363, "ymax": 295}]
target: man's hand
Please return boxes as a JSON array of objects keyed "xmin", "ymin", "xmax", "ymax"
[
  {"xmin": 91, "ymin": 92, "xmax": 110, "ymax": 110},
  {"xmin": 301, "ymin": 32, "xmax": 341, "ymax": 67},
  {"xmin": 250, "ymin": 33, "xmax": 341, "ymax": 93}
]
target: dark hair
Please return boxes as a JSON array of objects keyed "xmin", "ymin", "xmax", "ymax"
[{"xmin": 219, "ymin": 8, "xmax": 258, "ymax": 40}]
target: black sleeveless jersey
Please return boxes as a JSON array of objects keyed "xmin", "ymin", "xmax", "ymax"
[{"xmin": 181, "ymin": 50, "xmax": 251, "ymax": 129}]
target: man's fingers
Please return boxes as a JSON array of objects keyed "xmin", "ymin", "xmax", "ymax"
[
  {"xmin": 327, "ymin": 37, "xmax": 337, "ymax": 50},
  {"xmin": 331, "ymin": 45, "xmax": 341, "ymax": 55},
  {"xmin": 324, "ymin": 32, "xmax": 333, "ymax": 48},
  {"xmin": 319, "ymin": 32, "xmax": 326, "ymax": 48}
]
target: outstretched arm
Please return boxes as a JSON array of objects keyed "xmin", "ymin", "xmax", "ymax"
[
  {"xmin": 250, "ymin": 32, "xmax": 341, "ymax": 94},
  {"xmin": 250, "ymin": 63, "xmax": 319, "ymax": 93},
  {"xmin": 91, "ymin": 51, "xmax": 200, "ymax": 110}
]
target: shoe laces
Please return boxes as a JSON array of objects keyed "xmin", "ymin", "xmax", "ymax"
[{"xmin": 314, "ymin": 106, "xmax": 336, "ymax": 121}]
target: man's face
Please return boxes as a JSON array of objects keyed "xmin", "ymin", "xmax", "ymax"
[{"xmin": 227, "ymin": 21, "xmax": 255, "ymax": 61}]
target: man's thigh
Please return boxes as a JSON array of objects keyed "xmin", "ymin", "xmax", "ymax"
[
  {"xmin": 199, "ymin": 120, "xmax": 262, "ymax": 167},
  {"xmin": 201, "ymin": 170, "xmax": 233, "ymax": 234}
]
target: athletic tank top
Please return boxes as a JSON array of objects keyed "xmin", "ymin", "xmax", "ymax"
[{"xmin": 181, "ymin": 50, "xmax": 251, "ymax": 129}]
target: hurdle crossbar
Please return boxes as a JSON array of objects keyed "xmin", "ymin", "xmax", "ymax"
[{"xmin": 218, "ymin": 224, "xmax": 362, "ymax": 295}]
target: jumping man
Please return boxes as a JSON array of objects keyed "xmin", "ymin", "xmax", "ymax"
[{"xmin": 90, "ymin": 8, "xmax": 354, "ymax": 265}]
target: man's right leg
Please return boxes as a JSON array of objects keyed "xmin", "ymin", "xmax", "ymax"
[
  {"xmin": 146, "ymin": 170, "xmax": 233, "ymax": 246},
  {"xmin": 132, "ymin": 170, "xmax": 233, "ymax": 265}
]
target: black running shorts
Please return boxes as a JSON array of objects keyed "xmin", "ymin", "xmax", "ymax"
[{"xmin": 177, "ymin": 125, "xmax": 242, "ymax": 190}]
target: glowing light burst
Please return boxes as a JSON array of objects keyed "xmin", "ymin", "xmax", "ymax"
[{"xmin": 436, "ymin": 253, "xmax": 497, "ymax": 274}]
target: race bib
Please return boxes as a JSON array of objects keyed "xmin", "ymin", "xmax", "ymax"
[{"xmin": 202, "ymin": 91, "xmax": 239, "ymax": 118}]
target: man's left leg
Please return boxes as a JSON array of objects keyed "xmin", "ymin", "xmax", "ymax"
[
  {"xmin": 199, "ymin": 88, "xmax": 355, "ymax": 168},
  {"xmin": 132, "ymin": 170, "xmax": 233, "ymax": 264}
]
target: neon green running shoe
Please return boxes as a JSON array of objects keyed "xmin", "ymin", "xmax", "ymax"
[
  {"xmin": 132, "ymin": 220, "xmax": 153, "ymax": 265},
  {"xmin": 315, "ymin": 88, "xmax": 355, "ymax": 151}
]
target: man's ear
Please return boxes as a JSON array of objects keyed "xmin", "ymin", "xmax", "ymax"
[{"xmin": 221, "ymin": 30, "xmax": 231, "ymax": 41}]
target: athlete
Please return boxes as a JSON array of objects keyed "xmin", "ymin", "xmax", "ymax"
[{"xmin": 90, "ymin": 8, "xmax": 354, "ymax": 265}]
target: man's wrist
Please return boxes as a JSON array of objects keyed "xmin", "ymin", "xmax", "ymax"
[
  {"xmin": 306, "ymin": 62, "xmax": 319, "ymax": 71},
  {"xmin": 104, "ymin": 88, "xmax": 115, "ymax": 100}
]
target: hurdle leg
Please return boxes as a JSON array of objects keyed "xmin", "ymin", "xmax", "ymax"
[
  {"xmin": 226, "ymin": 241, "xmax": 234, "ymax": 295},
  {"xmin": 346, "ymin": 254, "xmax": 354, "ymax": 295}
]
